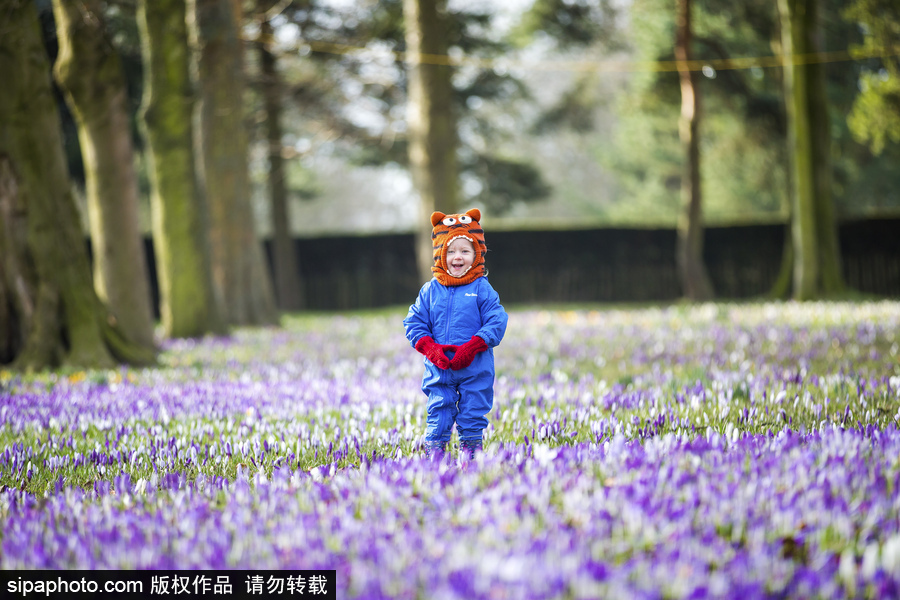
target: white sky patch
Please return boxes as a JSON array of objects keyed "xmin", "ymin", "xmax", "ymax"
[
  {"xmin": 316, "ymin": 0, "xmax": 362, "ymax": 9},
  {"xmin": 274, "ymin": 22, "xmax": 300, "ymax": 46}
]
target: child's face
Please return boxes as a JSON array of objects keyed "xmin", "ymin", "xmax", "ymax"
[{"xmin": 446, "ymin": 237, "xmax": 476, "ymax": 278}]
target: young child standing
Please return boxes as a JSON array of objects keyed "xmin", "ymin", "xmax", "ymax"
[{"xmin": 404, "ymin": 208, "xmax": 508, "ymax": 460}]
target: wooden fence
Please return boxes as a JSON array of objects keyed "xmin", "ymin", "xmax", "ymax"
[{"xmin": 140, "ymin": 217, "xmax": 900, "ymax": 313}]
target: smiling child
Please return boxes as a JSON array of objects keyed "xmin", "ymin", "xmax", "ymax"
[{"xmin": 403, "ymin": 209, "xmax": 509, "ymax": 460}]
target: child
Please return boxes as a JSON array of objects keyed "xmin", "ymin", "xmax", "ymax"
[{"xmin": 404, "ymin": 208, "xmax": 508, "ymax": 460}]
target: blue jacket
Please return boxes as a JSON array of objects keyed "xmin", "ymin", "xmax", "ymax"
[{"xmin": 404, "ymin": 277, "xmax": 508, "ymax": 350}]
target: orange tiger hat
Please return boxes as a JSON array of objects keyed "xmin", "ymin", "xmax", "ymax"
[{"xmin": 431, "ymin": 208, "xmax": 487, "ymax": 286}]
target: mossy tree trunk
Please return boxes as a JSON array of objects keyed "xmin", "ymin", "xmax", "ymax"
[
  {"xmin": 0, "ymin": 0, "xmax": 155, "ymax": 371},
  {"xmin": 51, "ymin": 0, "xmax": 157, "ymax": 350},
  {"xmin": 777, "ymin": 0, "xmax": 843, "ymax": 299},
  {"xmin": 0, "ymin": 155, "xmax": 32, "ymax": 364},
  {"xmin": 137, "ymin": 0, "xmax": 225, "ymax": 338},
  {"xmin": 403, "ymin": 0, "xmax": 459, "ymax": 283},
  {"xmin": 808, "ymin": 15, "xmax": 844, "ymax": 295},
  {"xmin": 190, "ymin": 0, "xmax": 278, "ymax": 325},
  {"xmin": 769, "ymin": 223, "xmax": 794, "ymax": 299},
  {"xmin": 675, "ymin": 0, "xmax": 714, "ymax": 302},
  {"xmin": 258, "ymin": 11, "xmax": 303, "ymax": 311}
]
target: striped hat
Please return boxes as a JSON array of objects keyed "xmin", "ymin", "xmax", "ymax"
[{"xmin": 430, "ymin": 208, "xmax": 487, "ymax": 286}]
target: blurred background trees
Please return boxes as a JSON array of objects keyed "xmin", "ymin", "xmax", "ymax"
[
  {"xmin": 51, "ymin": 0, "xmax": 157, "ymax": 350},
  {"xmin": 844, "ymin": 0, "xmax": 900, "ymax": 156},
  {"xmin": 138, "ymin": 0, "xmax": 227, "ymax": 339},
  {"xmin": 192, "ymin": 0, "xmax": 278, "ymax": 327},
  {"xmin": 256, "ymin": 1, "xmax": 303, "ymax": 311},
  {"xmin": 776, "ymin": 0, "xmax": 844, "ymax": 299},
  {"xmin": 673, "ymin": 0, "xmax": 714, "ymax": 301},
  {"xmin": 1, "ymin": 0, "xmax": 899, "ymax": 369},
  {"xmin": 1, "ymin": 0, "xmax": 155, "ymax": 370},
  {"xmin": 403, "ymin": 0, "xmax": 460, "ymax": 281}
]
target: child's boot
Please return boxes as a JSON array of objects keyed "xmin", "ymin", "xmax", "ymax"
[
  {"xmin": 459, "ymin": 438, "xmax": 482, "ymax": 460},
  {"xmin": 424, "ymin": 439, "xmax": 447, "ymax": 461}
]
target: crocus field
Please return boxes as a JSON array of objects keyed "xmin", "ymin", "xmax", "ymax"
[{"xmin": 2, "ymin": 301, "xmax": 900, "ymax": 598}]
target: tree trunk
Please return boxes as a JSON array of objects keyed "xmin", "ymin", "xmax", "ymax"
[
  {"xmin": 770, "ymin": 223, "xmax": 794, "ymax": 299},
  {"xmin": 0, "ymin": 155, "xmax": 35, "ymax": 364},
  {"xmin": 778, "ymin": 0, "xmax": 819, "ymax": 300},
  {"xmin": 51, "ymin": 0, "xmax": 157, "ymax": 350},
  {"xmin": 674, "ymin": 0, "xmax": 713, "ymax": 301},
  {"xmin": 190, "ymin": 0, "xmax": 278, "ymax": 325},
  {"xmin": 0, "ymin": 0, "xmax": 155, "ymax": 371},
  {"xmin": 137, "ymin": 0, "xmax": 226, "ymax": 338},
  {"xmin": 258, "ymin": 11, "xmax": 303, "ymax": 311},
  {"xmin": 403, "ymin": 0, "xmax": 459, "ymax": 283},
  {"xmin": 807, "ymin": 4, "xmax": 844, "ymax": 295}
]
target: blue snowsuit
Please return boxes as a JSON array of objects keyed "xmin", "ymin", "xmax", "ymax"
[{"xmin": 404, "ymin": 276, "xmax": 508, "ymax": 446}]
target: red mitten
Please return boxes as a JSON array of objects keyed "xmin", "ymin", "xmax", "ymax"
[
  {"xmin": 450, "ymin": 336, "xmax": 488, "ymax": 370},
  {"xmin": 415, "ymin": 336, "xmax": 458, "ymax": 370}
]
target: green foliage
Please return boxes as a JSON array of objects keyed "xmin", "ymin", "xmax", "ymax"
[
  {"xmin": 463, "ymin": 154, "xmax": 552, "ymax": 214},
  {"xmin": 843, "ymin": 0, "xmax": 900, "ymax": 117},
  {"xmin": 515, "ymin": 0, "xmax": 900, "ymax": 222},
  {"xmin": 456, "ymin": 68, "xmax": 531, "ymax": 107},
  {"xmin": 32, "ymin": 0, "xmax": 900, "ymax": 227},
  {"xmin": 530, "ymin": 74, "xmax": 600, "ymax": 134},
  {"xmin": 510, "ymin": 0, "xmax": 623, "ymax": 51},
  {"xmin": 286, "ymin": 161, "xmax": 321, "ymax": 201},
  {"xmin": 835, "ymin": 141, "xmax": 900, "ymax": 214},
  {"xmin": 267, "ymin": 0, "xmax": 547, "ymax": 216},
  {"xmin": 600, "ymin": 0, "xmax": 792, "ymax": 223},
  {"xmin": 598, "ymin": 102, "xmax": 682, "ymax": 222},
  {"xmin": 598, "ymin": 0, "xmax": 900, "ymax": 222},
  {"xmin": 847, "ymin": 72, "xmax": 900, "ymax": 155},
  {"xmin": 700, "ymin": 106, "xmax": 789, "ymax": 218}
]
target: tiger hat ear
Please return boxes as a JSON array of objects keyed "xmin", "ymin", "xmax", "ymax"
[
  {"xmin": 465, "ymin": 208, "xmax": 481, "ymax": 222},
  {"xmin": 431, "ymin": 212, "xmax": 446, "ymax": 227}
]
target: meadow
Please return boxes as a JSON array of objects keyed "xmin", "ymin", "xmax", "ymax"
[{"xmin": 2, "ymin": 301, "xmax": 900, "ymax": 598}]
